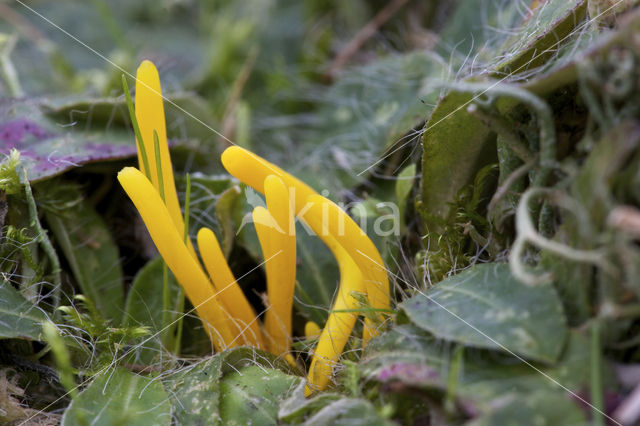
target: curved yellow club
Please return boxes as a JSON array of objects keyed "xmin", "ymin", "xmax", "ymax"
[
  {"xmin": 134, "ymin": 60, "xmax": 191, "ymax": 253},
  {"xmin": 302, "ymin": 194, "xmax": 390, "ymax": 343},
  {"xmin": 118, "ymin": 167, "xmax": 234, "ymax": 351},
  {"xmin": 303, "ymin": 232, "xmax": 365, "ymax": 396},
  {"xmin": 221, "ymin": 146, "xmax": 390, "ymax": 343},
  {"xmin": 261, "ymin": 175, "xmax": 297, "ymax": 356},
  {"xmin": 221, "ymin": 146, "xmax": 316, "ymax": 213},
  {"xmin": 197, "ymin": 227, "xmax": 263, "ymax": 348}
]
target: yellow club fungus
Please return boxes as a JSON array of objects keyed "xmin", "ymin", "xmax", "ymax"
[{"xmin": 119, "ymin": 60, "xmax": 390, "ymax": 397}]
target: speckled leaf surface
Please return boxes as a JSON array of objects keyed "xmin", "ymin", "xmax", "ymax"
[
  {"xmin": 0, "ymin": 281, "xmax": 47, "ymax": 340},
  {"xmin": 165, "ymin": 347, "xmax": 299, "ymax": 425},
  {"xmin": 166, "ymin": 354, "xmax": 225, "ymax": 425},
  {"xmin": 219, "ymin": 365, "xmax": 300, "ymax": 425},
  {"xmin": 61, "ymin": 367, "xmax": 171, "ymax": 426},
  {"xmin": 401, "ymin": 264, "xmax": 567, "ymax": 363}
]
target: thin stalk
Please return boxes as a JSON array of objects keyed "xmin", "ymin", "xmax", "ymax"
[
  {"xmin": 161, "ymin": 262, "xmax": 171, "ymax": 350},
  {"xmin": 0, "ymin": 34, "xmax": 23, "ymax": 97},
  {"xmin": 89, "ymin": 0, "xmax": 131, "ymax": 52},
  {"xmin": 121, "ymin": 74, "xmax": 151, "ymax": 180},
  {"xmin": 24, "ymin": 171, "xmax": 61, "ymax": 313},
  {"xmin": 151, "ymin": 129, "xmax": 173, "ymax": 351},
  {"xmin": 153, "ymin": 130, "xmax": 165, "ymax": 202},
  {"xmin": 173, "ymin": 173, "xmax": 191, "ymax": 356},
  {"xmin": 590, "ymin": 320, "xmax": 605, "ymax": 426},
  {"xmin": 445, "ymin": 345, "xmax": 464, "ymax": 413}
]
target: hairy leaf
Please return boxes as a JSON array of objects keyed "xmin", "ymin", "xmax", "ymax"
[
  {"xmin": 0, "ymin": 281, "xmax": 47, "ymax": 340},
  {"xmin": 61, "ymin": 368, "xmax": 171, "ymax": 426},
  {"xmin": 401, "ymin": 264, "xmax": 567, "ymax": 363}
]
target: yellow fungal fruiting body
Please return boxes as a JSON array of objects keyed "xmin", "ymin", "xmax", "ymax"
[
  {"xmin": 254, "ymin": 175, "xmax": 297, "ymax": 356},
  {"xmin": 134, "ymin": 60, "xmax": 185, "ymax": 241},
  {"xmin": 303, "ymin": 230, "xmax": 365, "ymax": 396},
  {"xmin": 118, "ymin": 167, "xmax": 233, "ymax": 351},
  {"xmin": 303, "ymin": 195, "xmax": 390, "ymax": 343},
  {"xmin": 197, "ymin": 228, "xmax": 263, "ymax": 348},
  {"xmin": 120, "ymin": 60, "xmax": 390, "ymax": 397},
  {"xmin": 122, "ymin": 61, "xmax": 260, "ymax": 350},
  {"xmin": 220, "ymin": 145, "xmax": 391, "ymax": 393},
  {"xmin": 221, "ymin": 146, "xmax": 317, "ymax": 213}
]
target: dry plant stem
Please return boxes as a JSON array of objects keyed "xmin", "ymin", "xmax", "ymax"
[
  {"xmin": 24, "ymin": 171, "xmax": 61, "ymax": 311},
  {"xmin": 327, "ymin": 0, "xmax": 410, "ymax": 78},
  {"xmin": 510, "ymin": 187, "xmax": 614, "ymax": 285},
  {"xmin": 0, "ymin": 34, "xmax": 23, "ymax": 97},
  {"xmin": 488, "ymin": 160, "xmax": 536, "ymax": 213},
  {"xmin": 221, "ymin": 45, "xmax": 258, "ymax": 144}
]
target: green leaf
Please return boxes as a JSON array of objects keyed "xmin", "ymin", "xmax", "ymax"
[
  {"xmin": 279, "ymin": 382, "xmax": 393, "ymax": 426},
  {"xmin": 299, "ymin": 397, "xmax": 393, "ymax": 426},
  {"xmin": 122, "ymin": 257, "xmax": 180, "ymax": 364},
  {"xmin": 0, "ymin": 281, "xmax": 47, "ymax": 340},
  {"xmin": 401, "ymin": 263, "xmax": 567, "ymax": 363},
  {"xmin": 0, "ymin": 99, "xmax": 136, "ymax": 183},
  {"xmin": 219, "ymin": 365, "xmax": 300, "ymax": 425},
  {"xmin": 45, "ymin": 196, "xmax": 124, "ymax": 324},
  {"xmin": 61, "ymin": 368, "xmax": 171, "ymax": 426},
  {"xmin": 278, "ymin": 382, "xmax": 342, "ymax": 423},
  {"xmin": 165, "ymin": 347, "xmax": 299, "ymax": 425},
  {"xmin": 166, "ymin": 354, "xmax": 225, "ymax": 425},
  {"xmin": 41, "ymin": 92, "xmax": 217, "ymax": 142},
  {"xmin": 492, "ymin": 0, "xmax": 588, "ymax": 76},
  {"xmin": 361, "ymin": 325, "xmax": 594, "ymax": 415},
  {"xmin": 438, "ymin": 0, "xmax": 519, "ymax": 62},
  {"xmin": 395, "ymin": 163, "xmax": 416, "ymax": 222},
  {"xmin": 466, "ymin": 392, "xmax": 586, "ymax": 426}
]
